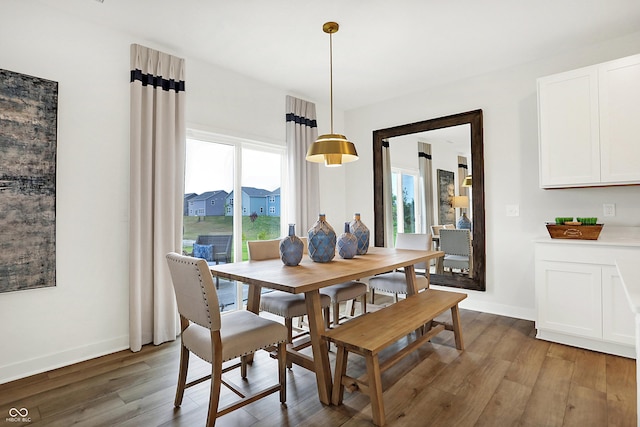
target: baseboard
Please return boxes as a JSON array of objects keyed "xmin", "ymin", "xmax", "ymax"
[
  {"xmin": 0, "ymin": 335, "xmax": 129, "ymax": 384},
  {"xmin": 430, "ymin": 285, "xmax": 536, "ymax": 321}
]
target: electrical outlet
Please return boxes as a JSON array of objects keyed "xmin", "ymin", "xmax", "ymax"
[
  {"xmin": 506, "ymin": 204, "xmax": 520, "ymax": 217},
  {"xmin": 603, "ymin": 203, "xmax": 616, "ymax": 217}
]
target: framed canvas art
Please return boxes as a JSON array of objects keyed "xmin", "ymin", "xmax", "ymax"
[
  {"xmin": 437, "ymin": 169, "xmax": 455, "ymax": 225},
  {"xmin": 0, "ymin": 69, "xmax": 58, "ymax": 293}
]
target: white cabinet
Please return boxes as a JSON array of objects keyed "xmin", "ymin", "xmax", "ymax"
[
  {"xmin": 538, "ymin": 53, "xmax": 640, "ymax": 188},
  {"xmin": 535, "ymin": 240, "xmax": 637, "ymax": 358}
]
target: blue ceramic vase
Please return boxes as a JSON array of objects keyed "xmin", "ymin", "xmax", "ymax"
[
  {"xmin": 338, "ymin": 222, "xmax": 358, "ymax": 259},
  {"xmin": 279, "ymin": 224, "xmax": 304, "ymax": 266},
  {"xmin": 307, "ymin": 214, "xmax": 336, "ymax": 263},
  {"xmin": 457, "ymin": 213, "xmax": 472, "ymax": 230},
  {"xmin": 349, "ymin": 213, "xmax": 370, "ymax": 255}
]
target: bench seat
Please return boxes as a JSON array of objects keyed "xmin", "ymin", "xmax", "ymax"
[{"xmin": 323, "ymin": 288, "xmax": 467, "ymax": 426}]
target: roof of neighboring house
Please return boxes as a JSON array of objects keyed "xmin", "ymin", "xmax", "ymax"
[
  {"xmin": 226, "ymin": 187, "xmax": 277, "ymax": 198},
  {"xmin": 184, "ymin": 193, "xmax": 198, "ymax": 200},
  {"xmin": 190, "ymin": 190, "xmax": 228, "ymax": 201},
  {"xmin": 269, "ymin": 188, "xmax": 280, "ymax": 196}
]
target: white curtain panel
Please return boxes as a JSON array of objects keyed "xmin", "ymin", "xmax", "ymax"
[
  {"xmin": 382, "ymin": 140, "xmax": 394, "ymax": 247},
  {"xmin": 457, "ymin": 155, "xmax": 469, "ymax": 213},
  {"xmin": 285, "ymin": 95, "xmax": 319, "ymax": 235},
  {"xmin": 129, "ymin": 44, "xmax": 186, "ymax": 352},
  {"xmin": 418, "ymin": 142, "xmax": 435, "ymax": 233}
]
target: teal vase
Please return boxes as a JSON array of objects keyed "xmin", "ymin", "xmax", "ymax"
[
  {"xmin": 338, "ymin": 222, "xmax": 358, "ymax": 259},
  {"xmin": 349, "ymin": 213, "xmax": 370, "ymax": 255},
  {"xmin": 307, "ymin": 214, "xmax": 336, "ymax": 263},
  {"xmin": 279, "ymin": 224, "xmax": 304, "ymax": 266}
]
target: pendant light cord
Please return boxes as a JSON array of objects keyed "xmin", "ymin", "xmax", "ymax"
[{"xmin": 329, "ymin": 31, "xmax": 334, "ymax": 134}]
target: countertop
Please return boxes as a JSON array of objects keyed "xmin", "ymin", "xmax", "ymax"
[{"xmin": 535, "ymin": 226, "xmax": 640, "ymax": 247}]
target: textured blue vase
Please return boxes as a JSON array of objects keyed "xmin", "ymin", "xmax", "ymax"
[
  {"xmin": 338, "ymin": 222, "xmax": 358, "ymax": 259},
  {"xmin": 279, "ymin": 224, "xmax": 304, "ymax": 266},
  {"xmin": 307, "ymin": 214, "xmax": 336, "ymax": 263},
  {"xmin": 349, "ymin": 213, "xmax": 370, "ymax": 255},
  {"xmin": 457, "ymin": 213, "xmax": 472, "ymax": 230}
]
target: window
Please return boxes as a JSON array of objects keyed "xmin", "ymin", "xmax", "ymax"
[
  {"xmin": 269, "ymin": 196, "xmax": 275, "ymax": 203},
  {"xmin": 390, "ymin": 169, "xmax": 420, "ymax": 242},
  {"xmin": 269, "ymin": 206, "xmax": 275, "ymax": 214},
  {"xmin": 184, "ymin": 130, "xmax": 284, "ymax": 312}
]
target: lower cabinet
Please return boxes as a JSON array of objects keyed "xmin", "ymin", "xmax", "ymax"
[{"xmin": 535, "ymin": 242, "xmax": 636, "ymax": 358}]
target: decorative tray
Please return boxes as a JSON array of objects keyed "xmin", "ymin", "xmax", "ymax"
[{"xmin": 545, "ymin": 224, "xmax": 604, "ymax": 240}]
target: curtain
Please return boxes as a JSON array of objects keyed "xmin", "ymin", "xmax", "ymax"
[
  {"xmin": 285, "ymin": 96, "xmax": 320, "ymax": 235},
  {"xmin": 129, "ymin": 44, "xmax": 186, "ymax": 352},
  {"xmin": 418, "ymin": 142, "xmax": 435, "ymax": 233},
  {"xmin": 382, "ymin": 140, "xmax": 394, "ymax": 247},
  {"xmin": 457, "ymin": 156, "xmax": 469, "ymax": 213}
]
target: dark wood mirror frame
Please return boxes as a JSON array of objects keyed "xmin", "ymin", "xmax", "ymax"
[{"xmin": 373, "ymin": 109, "xmax": 485, "ymax": 291}]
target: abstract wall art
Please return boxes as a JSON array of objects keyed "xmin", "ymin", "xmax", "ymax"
[
  {"xmin": 0, "ymin": 69, "xmax": 58, "ymax": 293},
  {"xmin": 437, "ymin": 169, "xmax": 455, "ymax": 225}
]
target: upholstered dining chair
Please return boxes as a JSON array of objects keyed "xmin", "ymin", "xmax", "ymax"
[
  {"xmin": 247, "ymin": 239, "xmax": 331, "ymax": 366},
  {"xmin": 298, "ymin": 237, "xmax": 368, "ymax": 327},
  {"xmin": 368, "ymin": 233, "xmax": 432, "ymax": 304},
  {"xmin": 166, "ymin": 252, "xmax": 287, "ymax": 427},
  {"xmin": 439, "ymin": 228, "xmax": 472, "ymax": 275}
]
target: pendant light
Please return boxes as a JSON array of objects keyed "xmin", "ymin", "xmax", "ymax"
[{"xmin": 306, "ymin": 22, "xmax": 358, "ymax": 167}]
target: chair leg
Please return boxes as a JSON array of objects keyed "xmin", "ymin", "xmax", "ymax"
[
  {"xmin": 241, "ymin": 355, "xmax": 249, "ymax": 379},
  {"xmin": 207, "ymin": 350, "xmax": 223, "ymax": 427},
  {"xmin": 284, "ymin": 318, "xmax": 293, "ymax": 369},
  {"xmin": 174, "ymin": 343, "xmax": 190, "ymax": 407},
  {"xmin": 278, "ymin": 341, "xmax": 287, "ymax": 403},
  {"xmin": 323, "ymin": 307, "xmax": 330, "ymax": 329},
  {"xmin": 370, "ymin": 288, "xmax": 376, "ymax": 304},
  {"xmin": 332, "ymin": 301, "xmax": 340, "ymax": 327},
  {"xmin": 360, "ymin": 293, "xmax": 367, "ymax": 316}
]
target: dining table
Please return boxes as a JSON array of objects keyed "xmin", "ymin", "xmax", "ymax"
[{"xmin": 209, "ymin": 246, "xmax": 444, "ymax": 405}]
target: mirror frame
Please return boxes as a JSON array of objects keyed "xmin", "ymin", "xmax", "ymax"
[{"xmin": 373, "ymin": 109, "xmax": 485, "ymax": 291}]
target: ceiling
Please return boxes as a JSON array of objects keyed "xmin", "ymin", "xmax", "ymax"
[{"xmin": 40, "ymin": 0, "xmax": 640, "ymax": 111}]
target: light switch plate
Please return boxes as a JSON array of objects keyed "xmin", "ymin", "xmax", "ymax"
[{"xmin": 506, "ymin": 204, "xmax": 520, "ymax": 217}]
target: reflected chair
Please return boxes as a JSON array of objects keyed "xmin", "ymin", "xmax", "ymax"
[
  {"xmin": 439, "ymin": 228, "xmax": 472, "ymax": 276},
  {"xmin": 368, "ymin": 233, "xmax": 432, "ymax": 304},
  {"xmin": 166, "ymin": 252, "xmax": 287, "ymax": 427}
]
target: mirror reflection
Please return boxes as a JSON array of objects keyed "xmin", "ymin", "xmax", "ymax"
[{"xmin": 373, "ymin": 110, "xmax": 485, "ymax": 291}]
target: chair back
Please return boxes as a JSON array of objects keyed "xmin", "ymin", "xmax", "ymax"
[
  {"xmin": 247, "ymin": 239, "xmax": 280, "ymax": 260},
  {"xmin": 166, "ymin": 252, "xmax": 221, "ymax": 331},
  {"xmin": 443, "ymin": 224, "xmax": 455, "ymax": 229},
  {"xmin": 439, "ymin": 229, "xmax": 471, "ymax": 256},
  {"xmin": 395, "ymin": 233, "xmax": 432, "ymax": 271},
  {"xmin": 430, "ymin": 225, "xmax": 444, "ymax": 237}
]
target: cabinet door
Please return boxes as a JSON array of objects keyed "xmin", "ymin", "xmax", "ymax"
[
  {"xmin": 599, "ymin": 54, "xmax": 640, "ymax": 183},
  {"xmin": 536, "ymin": 261, "xmax": 602, "ymax": 338},
  {"xmin": 602, "ymin": 266, "xmax": 635, "ymax": 345},
  {"xmin": 538, "ymin": 67, "xmax": 600, "ymax": 188}
]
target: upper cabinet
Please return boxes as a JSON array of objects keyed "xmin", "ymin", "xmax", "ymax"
[{"xmin": 538, "ymin": 53, "xmax": 640, "ymax": 188}]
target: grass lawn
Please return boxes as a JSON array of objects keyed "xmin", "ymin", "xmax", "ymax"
[{"xmin": 183, "ymin": 215, "xmax": 281, "ymax": 261}]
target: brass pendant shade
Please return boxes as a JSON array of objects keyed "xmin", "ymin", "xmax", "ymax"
[{"xmin": 306, "ymin": 22, "xmax": 358, "ymax": 167}]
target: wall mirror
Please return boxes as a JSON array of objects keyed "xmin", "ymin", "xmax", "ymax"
[{"xmin": 373, "ymin": 110, "xmax": 485, "ymax": 291}]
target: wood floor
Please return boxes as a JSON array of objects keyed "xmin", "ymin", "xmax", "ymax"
[{"xmin": 1, "ymin": 297, "xmax": 636, "ymax": 427}]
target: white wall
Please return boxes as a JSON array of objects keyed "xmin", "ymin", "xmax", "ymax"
[
  {"xmin": 0, "ymin": 2, "xmax": 347, "ymax": 383},
  {"xmin": 345, "ymin": 32, "xmax": 640, "ymax": 319}
]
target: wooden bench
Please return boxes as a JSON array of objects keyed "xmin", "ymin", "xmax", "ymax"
[{"xmin": 323, "ymin": 289, "xmax": 467, "ymax": 426}]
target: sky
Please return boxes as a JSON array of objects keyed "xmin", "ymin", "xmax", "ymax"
[{"xmin": 184, "ymin": 139, "xmax": 281, "ymax": 195}]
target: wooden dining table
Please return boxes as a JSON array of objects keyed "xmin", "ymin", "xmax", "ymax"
[{"xmin": 209, "ymin": 246, "xmax": 444, "ymax": 405}]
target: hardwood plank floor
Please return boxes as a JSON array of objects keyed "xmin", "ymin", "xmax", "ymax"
[{"xmin": 1, "ymin": 297, "xmax": 636, "ymax": 426}]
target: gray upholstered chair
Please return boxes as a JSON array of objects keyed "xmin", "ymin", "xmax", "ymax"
[
  {"xmin": 247, "ymin": 239, "xmax": 331, "ymax": 364},
  {"xmin": 439, "ymin": 228, "xmax": 472, "ymax": 275},
  {"xmin": 368, "ymin": 233, "xmax": 432, "ymax": 303},
  {"xmin": 166, "ymin": 252, "xmax": 287, "ymax": 427}
]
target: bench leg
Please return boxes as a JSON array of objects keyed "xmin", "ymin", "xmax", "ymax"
[
  {"xmin": 451, "ymin": 304, "xmax": 464, "ymax": 350},
  {"xmin": 365, "ymin": 354, "xmax": 385, "ymax": 426},
  {"xmin": 332, "ymin": 344, "xmax": 349, "ymax": 405}
]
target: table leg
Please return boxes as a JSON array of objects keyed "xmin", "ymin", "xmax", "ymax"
[
  {"xmin": 404, "ymin": 265, "xmax": 418, "ymax": 295},
  {"xmin": 304, "ymin": 289, "xmax": 332, "ymax": 405},
  {"xmin": 246, "ymin": 284, "xmax": 262, "ymax": 314}
]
